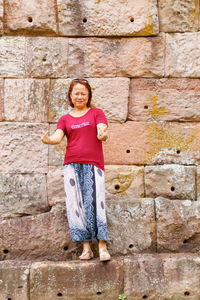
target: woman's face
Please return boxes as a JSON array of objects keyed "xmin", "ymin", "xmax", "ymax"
[{"xmin": 70, "ymin": 83, "xmax": 89, "ymax": 109}]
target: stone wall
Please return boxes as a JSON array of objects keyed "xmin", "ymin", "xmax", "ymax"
[{"xmin": 1, "ymin": 0, "xmax": 200, "ymax": 299}]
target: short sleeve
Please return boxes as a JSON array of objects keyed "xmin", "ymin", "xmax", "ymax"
[
  {"xmin": 56, "ymin": 116, "xmax": 66, "ymax": 135},
  {"xmin": 95, "ymin": 109, "xmax": 108, "ymax": 126}
]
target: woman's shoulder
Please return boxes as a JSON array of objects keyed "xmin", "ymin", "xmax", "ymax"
[{"xmin": 90, "ymin": 107, "xmax": 105, "ymax": 115}]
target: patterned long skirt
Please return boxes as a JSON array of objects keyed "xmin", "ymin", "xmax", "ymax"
[{"xmin": 63, "ymin": 163, "xmax": 108, "ymax": 242}]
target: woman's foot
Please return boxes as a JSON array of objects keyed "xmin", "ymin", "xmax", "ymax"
[
  {"xmin": 99, "ymin": 248, "xmax": 111, "ymax": 262},
  {"xmin": 79, "ymin": 249, "xmax": 94, "ymax": 260}
]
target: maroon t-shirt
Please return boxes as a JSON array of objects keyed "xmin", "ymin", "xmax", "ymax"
[{"xmin": 56, "ymin": 107, "xmax": 108, "ymax": 170}]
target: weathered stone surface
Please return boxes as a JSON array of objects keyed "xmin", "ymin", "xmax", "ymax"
[
  {"xmin": 0, "ymin": 261, "xmax": 30, "ymax": 300},
  {"xmin": 124, "ymin": 253, "xmax": 200, "ymax": 299},
  {"xmin": 4, "ymin": 79, "xmax": 49, "ymax": 122},
  {"xmin": 0, "ymin": 205, "xmax": 72, "ymax": 261},
  {"xmin": 156, "ymin": 197, "xmax": 200, "ymax": 252},
  {"xmin": 158, "ymin": 0, "xmax": 199, "ymax": 32},
  {"xmin": 145, "ymin": 165, "xmax": 196, "ymax": 200},
  {"xmin": 0, "ymin": 36, "xmax": 25, "ymax": 77},
  {"xmin": 0, "ymin": 123, "xmax": 48, "ymax": 173},
  {"xmin": 165, "ymin": 32, "xmax": 200, "ymax": 77},
  {"xmin": 117, "ymin": 34, "xmax": 165, "ymax": 77},
  {"xmin": 47, "ymin": 168, "xmax": 65, "ymax": 207},
  {"xmin": 89, "ymin": 78, "xmax": 129, "ymax": 123},
  {"xmin": 0, "ymin": 79, "xmax": 3, "ymax": 121},
  {"xmin": 68, "ymin": 38, "xmax": 118, "ymax": 77},
  {"xmin": 26, "ymin": 37, "xmax": 68, "ymax": 78},
  {"xmin": 0, "ymin": 173, "xmax": 48, "ymax": 218},
  {"xmin": 48, "ymin": 123, "xmax": 67, "ymax": 167},
  {"xmin": 48, "ymin": 79, "xmax": 71, "ymax": 123},
  {"xmin": 58, "ymin": 0, "xmax": 159, "ymax": 36},
  {"xmin": 4, "ymin": 0, "xmax": 57, "ymax": 35},
  {"xmin": 197, "ymin": 166, "xmax": 200, "ymax": 201},
  {"xmin": 129, "ymin": 78, "xmax": 200, "ymax": 122},
  {"xmin": 104, "ymin": 122, "xmax": 200, "ymax": 165},
  {"xmin": 30, "ymin": 259, "xmax": 124, "ymax": 300},
  {"xmin": 105, "ymin": 165, "xmax": 144, "ymax": 200},
  {"xmin": 68, "ymin": 35, "xmax": 165, "ymax": 77},
  {"xmin": 49, "ymin": 78, "xmax": 129, "ymax": 123},
  {"xmin": 0, "ymin": 0, "xmax": 3, "ymax": 35},
  {"xmin": 107, "ymin": 199, "xmax": 156, "ymax": 255}
]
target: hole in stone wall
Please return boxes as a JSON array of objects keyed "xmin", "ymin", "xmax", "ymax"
[
  {"xmin": 83, "ymin": 17, "xmax": 87, "ymax": 23},
  {"xmin": 176, "ymin": 149, "xmax": 180, "ymax": 154},
  {"xmin": 171, "ymin": 186, "xmax": 175, "ymax": 191},
  {"xmin": 57, "ymin": 292, "xmax": 63, "ymax": 297},
  {"xmin": 27, "ymin": 16, "xmax": 33, "ymax": 22},
  {"xmin": 7, "ymin": 298, "xmax": 12, "ymax": 300},
  {"xmin": 63, "ymin": 246, "xmax": 68, "ymax": 251},
  {"xmin": 114, "ymin": 184, "xmax": 120, "ymax": 190},
  {"xmin": 126, "ymin": 149, "xmax": 130, "ymax": 153},
  {"xmin": 96, "ymin": 292, "xmax": 102, "ymax": 295},
  {"xmin": 144, "ymin": 105, "xmax": 148, "ymax": 109},
  {"xmin": 129, "ymin": 244, "xmax": 133, "ymax": 249},
  {"xmin": 3, "ymin": 249, "xmax": 9, "ymax": 254},
  {"xmin": 130, "ymin": 17, "xmax": 134, "ymax": 22},
  {"xmin": 183, "ymin": 239, "xmax": 188, "ymax": 244},
  {"xmin": 142, "ymin": 296, "xmax": 148, "ymax": 299},
  {"xmin": 18, "ymin": 286, "xmax": 23, "ymax": 289},
  {"xmin": 184, "ymin": 291, "xmax": 190, "ymax": 296},
  {"xmin": 42, "ymin": 57, "xmax": 47, "ymax": 62}
]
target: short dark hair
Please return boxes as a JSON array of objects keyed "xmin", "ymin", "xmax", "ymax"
[{"xmin": 68, "ymin": 78, "xmax": 92, "ymax": 108}]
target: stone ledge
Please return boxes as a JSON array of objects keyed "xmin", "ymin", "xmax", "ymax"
[{"xmin": 2, "ymin": 254, "xmax": 200, "ymax": 300}]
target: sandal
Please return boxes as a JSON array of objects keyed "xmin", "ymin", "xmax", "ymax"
[
  {"xmin": 99, "ymin": 248, "xmax": 111, "ymax": 262},
  {"xmin": 79, "ymin": 249, "xmax": 94, "ymax": 260}
]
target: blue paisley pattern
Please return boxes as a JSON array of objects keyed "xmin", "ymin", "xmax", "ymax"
[{"xmin": 63, "ymin": 163, "xmax": 108, "ymax": 242}]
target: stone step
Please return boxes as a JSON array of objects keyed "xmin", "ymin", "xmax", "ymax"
[
  {"xmin": 1, "ymin": 253, "xmax": 200, "ymax": 300},
  {"xmin": 1, "ymin": 197, "xmax": 200, "ymax": 262}
]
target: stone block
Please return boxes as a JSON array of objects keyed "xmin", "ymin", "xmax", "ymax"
[
  {"xmin": 158, "ymin": 0, "xmax": 199, "ymax": 32},
  {"xmin": 0, "ymin": 122, "xmax": 48, "ymax": 173},
  {"xmin": 47, "ymin": 168, "xmax": 65, "ymax": 207},
  {"xmin": 145, "ymin": 165, "xmax": 196, "ymax": 200},
  {"xmin": 156, "ymin": 197, "xmax": 200, "ymax": 252},
  {"xmin": 0, "ymin": 261, "xmax": 30, "ymax": 300},
  {"xmin": 4, "ymin": 79, "xmax": 49, "ymax": 122},
  {"xmin": 30, "ymin": 259, "xmax": 124, "ymax": 300},
  {"xmin": 166, "ymin": 32, "xmax": 200, "ymax": 77},
  {"xmin": 129, "ymin": 78, "xmax": 200, "ymax": 122},
  {"xmin": 4, "ymin": 0, "xmax": 57, "ymax": 35},
  {"xmin": 49, "ymin": 78, "xmax": 129, "ymax": 123},
  {"xmin": 25, "ymin": 37, "xmax": 68, "ymax": 78},
  {"xmin": 58, "ymin": 0, "xmax": 159, "ymax": 36},
  {"xmin": 0, "ymin": 0, "xmax": 3, "ymax": 35},
  {"xmin": 105, "ymin": 165, "xmax": 144, "ymax": 200},
  {"xmin": 0, "ymin": 205, "xmax": 72, "ymax": 261},
  {"xmin": 124, "ymin": 253, "xmax": 200, "ymax": 299},
  {"xmin": 0, "ymin": 173, "xmax": 49, "ymax": 218},
  {"xmin": 107, "ymin": 199, "xmax": 156, "ymax": 255},
  {"xmin": 68, "ymin": 35, "xmax": 165, "ymax": 77},
  {"xmin": 117, "ymin": 34, "xmax": 165, "ymax": 77},
  {"xmin": 104, "ymin": 121, "xmax": 200, "ymax": 165},
  {"xmin": 0, "ymin": 36, "xmax": 25, "ymax": 77},
  {"xmin": 0, "ymin": 78, "xmax": 3, "ymax": 121}
]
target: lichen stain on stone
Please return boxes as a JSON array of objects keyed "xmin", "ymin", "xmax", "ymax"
[
  {"xmin": 111, "ymin": 173, "xmax": 135, "ymax": 195},
  {"xmin": 145, "ymin": 95, "xmax": 167, "ymax": 119},
  {"xmin": 145, "ymin": 123, "xmax": 198, "ymax": 163},
  {"xmin": 140, "ymin": 15, "xmax": 155, "ymax": 35},
  {"xmin": 95, "ymin": 0, "xmax": 102, "ymax": 3},
  {"xmin": 189, "ymin": 0, "xmax": 199, "ymax": 25}
]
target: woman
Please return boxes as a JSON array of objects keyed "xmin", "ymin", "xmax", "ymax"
[{"xmin": 41, "ymin": 78, "xmax": 111, "ymax": 262}]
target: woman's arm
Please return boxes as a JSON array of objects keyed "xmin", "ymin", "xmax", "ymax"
[
  {"xmin": 41, "ymin": 129, "xmax": 65, "ymax": 145},
  {"xmin": 97, "ymin": 123, "xmax": 108, "ymax": 141}
]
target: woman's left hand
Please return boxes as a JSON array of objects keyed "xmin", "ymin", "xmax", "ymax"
[{"xmin": 97, "ymin": 124, "xmax": 108, "ymax": 141}]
